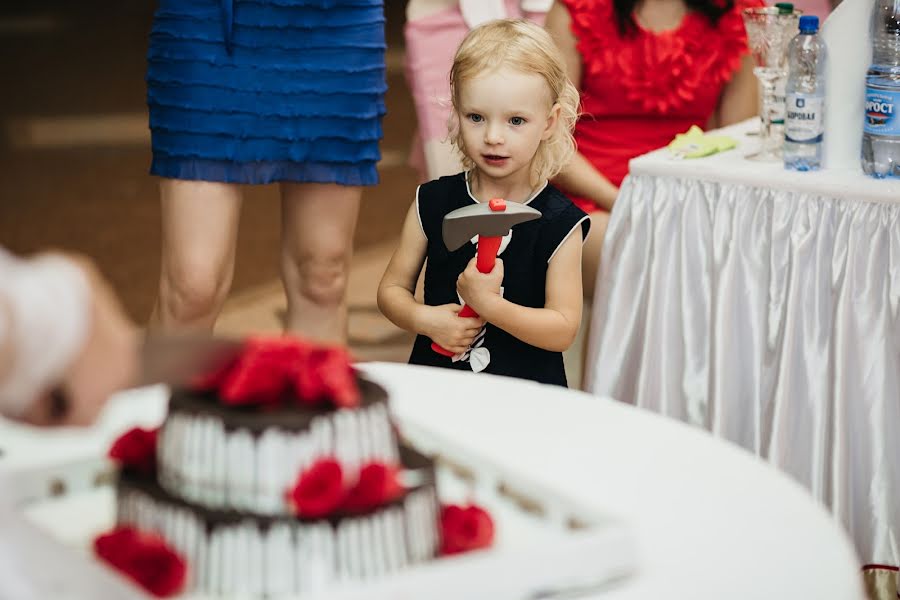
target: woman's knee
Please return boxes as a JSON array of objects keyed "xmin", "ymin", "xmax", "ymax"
[
  {"xmin": 159, "ymin": 257, "xmax": 230, "ymax": 322},
  {"xmin": 286, "ymin": 248, "xmax": 352, "ymax": 307}
]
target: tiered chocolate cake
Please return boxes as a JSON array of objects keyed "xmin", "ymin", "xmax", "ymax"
[{"xmin": 112, "ymin": 340, "xmax": 440, "ymax": 597}]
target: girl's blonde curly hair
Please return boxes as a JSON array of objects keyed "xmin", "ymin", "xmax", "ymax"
[{"xmin": 448, "ymin": 19, "xmax": 580, "ymax": 185}]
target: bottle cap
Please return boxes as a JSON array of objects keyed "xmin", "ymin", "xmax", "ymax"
[
  {"xmin": 799, "ymin": 15, "xmax": 819, "ymax": 32},
  {"xmin": 775, "ymin": 2, "xmax": 794, "ymax": 14}
]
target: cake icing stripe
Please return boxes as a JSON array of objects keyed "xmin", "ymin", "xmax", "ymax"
[
  {"xmin": 198, "ymin": 418, "xmax": 214, "ymax": 507},
  {"xmin": 333, "ymin": 410, "xmax": 354, "ymax": 472},
  {"xmin": 182, "ymin": 416, "xmax": 197, "ymax": 502},
  {"xmin": 313, "ymin": 523, "xmax": 335, "ymax": 593},
  {"xmin": 359, "ymin": 514, "xmax": 373, "ymax": 578},
  {"xmin": 406, "ymin": 492, "xmax": 423, "ymax": 563},
  {"xmin": 311, "ymin": 415, "xmax": 333, "ymax": 459},
  {"xmin": 211, "ymin": 419, "xmax": 227, "ymax": 508},
  {"xmin": 423, "ymin": 488, "xmax": 439, "ymax": 557},
  {"xmin": 381, "ymin": 509, "xmax": 400, "ymax": 572},
  {"xmin": 193, "ymin": 513, "xmax": 207, "ymax": 592},
  {"xmin": 255, "ymin": 429, "xmax": 284, "ymax": 514},
  {"xmin": 349, "ymin": 519, "xmax": 364, "ymax": 579},
  {"xmin": 299, "ymin": 524, "xmax": 311, "ymax": 593},
  {"xmin": 358, "ymin": 407, "xmax": 374, "ymax": 464},
  {"xmin": 207, "ymin": 528, "xmax": 221, "ymax": 594},
  {"xmin": 364, "ymin": 512, "xmax": 382, "ymax": 577}
]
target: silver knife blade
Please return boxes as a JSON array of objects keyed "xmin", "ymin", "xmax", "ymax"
[{"xmin": 135, "ymin": 334, "xmax": 244, "ymax": 388}]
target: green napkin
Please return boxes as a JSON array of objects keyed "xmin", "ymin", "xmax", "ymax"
[{"xmin": 667, "ymin": 125, "xmax": 737, "ymax": 159}]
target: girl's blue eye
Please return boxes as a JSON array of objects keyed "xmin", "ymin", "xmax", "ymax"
[
  {"xmin": 509, "ymin": 116, "xmax": 526, "ymax": 126},
  {"xmin": 468, "ymin": 114, "xmax": 483, "ymax": 123}
]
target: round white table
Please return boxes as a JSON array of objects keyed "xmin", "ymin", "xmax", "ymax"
[
  {"xmin": 1, "ymin": 363, "xmax": 865, "ymax": 599},
  {"xmin": 365, "ymin": 363, "xmax": 864, "ymax": 600}
]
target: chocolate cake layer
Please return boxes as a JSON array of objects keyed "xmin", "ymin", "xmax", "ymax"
[
  {"xmin": 168, "ymin": 377, "xmax": 387, "ymax": 435},
  {"xmin": 157, "ymin": 378, "xmax": 400, "ymax": 516},
  {"xmin": 116, "ymin": 447, "xmax": 440, "ymax": 598}
]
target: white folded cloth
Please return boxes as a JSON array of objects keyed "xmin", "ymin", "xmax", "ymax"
[
  {"xmin": 0, "ymin": 249, "xmax": 90, "ymax": 418},
  {"xmin": 821, "ymin": 0, "xmax": 873, "ymax": 169}
]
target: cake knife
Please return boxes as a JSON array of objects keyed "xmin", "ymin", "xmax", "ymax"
[
  {"xmin": 132, "ymin": 333, "xmax": 243, "ymax": 389},
  {"xmin": 45, "ymin": 334, "xmax": 243, "ymax": 423}
]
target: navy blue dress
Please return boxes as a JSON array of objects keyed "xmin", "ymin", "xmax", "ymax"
[{"xmin": 147, "ymin": 0, "xmax": 385, "ymax": 186}]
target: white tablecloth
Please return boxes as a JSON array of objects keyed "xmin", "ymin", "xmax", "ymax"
[
  {"xmin": 367, "ymin": 363, "xmax": 863, "ymax": 600},
  {"xmin": 585, "ymin": 119, "xmax": 900, "ymax": 595}
]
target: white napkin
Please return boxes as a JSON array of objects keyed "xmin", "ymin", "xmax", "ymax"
[{"xmin": 821, "ymin": 0, "xmax": 874, "ymax": 169}]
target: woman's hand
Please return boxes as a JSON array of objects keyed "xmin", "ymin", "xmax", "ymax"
[
  {"xmin": 22, "ymin": 255, "xmax": 139, "ymax": 427},
  {"xmin": 456, "ymin": 257, "xmax": 504, "ymax": 317},
  {"xmin": 421, "ymin": 303, "xmax": 485, "ymax": 355}
]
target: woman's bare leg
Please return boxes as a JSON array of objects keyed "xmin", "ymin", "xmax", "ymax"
[
  {"xmin": 150, "ymin": 179, "xmax": 242, "ymax": 331},
  {"xmin": 280, "ymin": 182, "xmax": 361, "ymax": 343},
  {"xmin": 582, "ymin": 210, "xmax": 610, "ymax": 301},
  {"xmin": 578, "ymin": 209, "xmax": 610, "ymax": 389}
]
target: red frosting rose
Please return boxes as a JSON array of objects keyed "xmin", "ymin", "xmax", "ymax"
[
  {"xmin": 94, "ymin": 526, "xmax": 187, "ymax": 598},
  {"xmin": 297, "ymin": 345, "xmax": 360, "ymax": 409},
  {"xmin": 196, "ymin": 336, "xmax": 360, "ymax": 409},
  {"xmin": 342, "ymin": 462, "xmax": 404, "ymax": 514},
  {"xmin": 287, "ymin": 458, "xmax": 346, "ymax": 518},
  {"xmin": 439, "ymin": 504, "xmax": 495, "ymax": 555},
  {"xmin": 108, "ymin": 427, "xmax": 158, "ymax": 475}
]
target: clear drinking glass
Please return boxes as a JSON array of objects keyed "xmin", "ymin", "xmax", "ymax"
[{"xmin": 742, "ymin": 6, "xmax": 801, "ymax": 161}]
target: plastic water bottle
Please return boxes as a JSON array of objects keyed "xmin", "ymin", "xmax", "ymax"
[
  {"xmin": 784, "ymin": 16, "xmax": 827, "ymax": 171},
  {"xmin": 861, "ymin": 0, "xmax": 900, "ymax": 178}
]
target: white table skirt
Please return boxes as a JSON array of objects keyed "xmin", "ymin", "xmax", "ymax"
[{"xmin": 585, "ymin": 119, "xmax": 900, "ymax": 586}]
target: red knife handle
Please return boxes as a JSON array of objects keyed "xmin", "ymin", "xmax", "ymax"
[{"xmin": 431, "ymin": 233, "xmax": 503, "ymax": 356}]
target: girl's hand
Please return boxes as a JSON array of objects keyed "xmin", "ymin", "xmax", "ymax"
[
  {"xmin": 457, "ymin": 258, "xmax": 503, "ymax": 317},
  {"xmin": 422, "ymin": 303, "xmax": 485, "ymax": 355}
]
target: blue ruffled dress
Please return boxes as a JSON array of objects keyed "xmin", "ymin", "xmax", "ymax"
[{"xmin": 146, "ymin": 0, "xmax": 385, "ymax": 186}]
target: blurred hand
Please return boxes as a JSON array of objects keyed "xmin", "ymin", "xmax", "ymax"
[
  {"xmin": 21, "ymin": 254, "xmax": 139, "ymax": 427},
  {"xmin": 422, "ymin": 303, "xmax": 484, "ymax": 355},
  {"xmin": 456, "ymin": 257, "xmax": 503, "ymax": 317}
]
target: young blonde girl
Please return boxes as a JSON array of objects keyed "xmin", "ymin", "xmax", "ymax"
[{"xmin": 377, "ymin": 19, "xmax": 588, "ymax": 387}]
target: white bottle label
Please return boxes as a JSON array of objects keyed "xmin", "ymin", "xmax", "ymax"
[
  {"xmin": 771, "ymin": 78, "xmax": 787, "ymax": 124},
  {"xmin": 785, "ymin": 93, "xmax": 824, "ymax": 143}
]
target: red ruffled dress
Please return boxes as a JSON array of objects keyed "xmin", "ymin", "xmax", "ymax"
[{"xmin": 558, "ymin": 0, "xmax": 763, "ymax": 213}]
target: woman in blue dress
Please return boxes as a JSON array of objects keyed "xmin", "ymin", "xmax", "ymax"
[{"xmin": 146, "ymin": 0, "xmax": 385, "ymax": 342}]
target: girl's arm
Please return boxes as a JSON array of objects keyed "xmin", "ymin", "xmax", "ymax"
[
  {"xmin": 708, "ymin": 54, "xmax": 758, "ymax": 129},
  {"xmin": 377, "ymin": 201, "xmax": 485, "ymax": 355},
  {"xmin": 456, "ymin": 231, "xmax": 584, "ymax": 353},
  {"xmin": 545, "ymin": 2, "xmax": 619, "ymax": 211},
  {"xmin": 552, "ymin": 153, "xmax": 619, "ymax": 211}
]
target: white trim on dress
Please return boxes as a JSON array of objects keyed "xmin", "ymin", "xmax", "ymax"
[
  {"xmin": 464, "ymin": 171, "xmax": 547, "ymax": 206},
  {"xmin": 547, "ymin": 215, "xmax": 591, "ymax": 263},
  {"xmin": 414, "ymin": 184, "xmax": 427, "ymax": 240}
]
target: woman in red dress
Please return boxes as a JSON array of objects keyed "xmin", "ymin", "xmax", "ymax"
[{"xmin": 546, "ymin": 0, "xmax": 761, "ymax": 295}]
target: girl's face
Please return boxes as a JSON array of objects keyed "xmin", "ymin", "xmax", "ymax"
[{"xmin": 456, "ymin": 66, "xmax": 559, "ymax": 185}]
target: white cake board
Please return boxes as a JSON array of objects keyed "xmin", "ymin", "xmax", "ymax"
[{"xmin": 7, "ymin": 386, "xmax": 637, "ymax": 600}]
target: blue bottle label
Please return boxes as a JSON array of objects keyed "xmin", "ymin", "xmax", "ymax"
[{"xmin": 864, "ymin": 87, "xmax": 900, "ymax": 136}]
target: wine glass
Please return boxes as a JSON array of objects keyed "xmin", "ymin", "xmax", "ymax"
[{"xmin": 742, "ymin": 6, "xmax": 801, "ymax": 161}]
